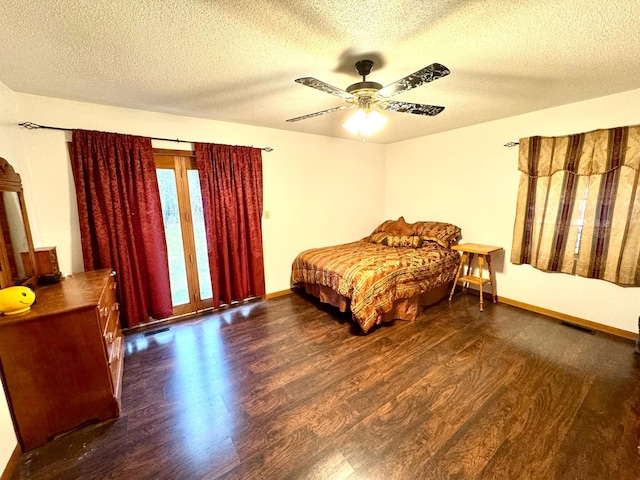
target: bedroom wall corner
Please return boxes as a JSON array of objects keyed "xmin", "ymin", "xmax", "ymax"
[{"xmin": 384, "ymin": 87, "xmax": 640, "ymax": 335}]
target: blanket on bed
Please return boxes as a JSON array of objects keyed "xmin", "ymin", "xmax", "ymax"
[{"xmin": 291, "ymin": 239, "xmax": 460, "ymax": 332}]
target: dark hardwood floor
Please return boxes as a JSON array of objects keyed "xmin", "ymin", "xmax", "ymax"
[{"xmin": 11, "ymin": 291, "xmax": 640, "ymax": 479}]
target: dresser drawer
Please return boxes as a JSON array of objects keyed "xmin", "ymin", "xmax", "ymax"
[
  {"xmin": 109, "ymin": 332, "xmax": 124, "ymax": 412},
  {"xmin": 98, "ymin": 273, "xmax": 117, "ymax": 331},
  {"xmin": 108, "ymin": 327, "xmax": 122, "ymax": 365},
  {"xmin": 103, "ymin": 305, "xmax": 121, "ymax": 362}
]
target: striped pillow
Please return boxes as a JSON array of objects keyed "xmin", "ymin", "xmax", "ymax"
[
  {"xmin": 368, "ymin": 232, "xmax": 423, "ymax": 248},
  {"xmin": 384, "ymin": 235, "xmax": 423, "ymax": 248}
]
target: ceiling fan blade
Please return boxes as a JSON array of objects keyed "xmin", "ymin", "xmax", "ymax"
[
  {"xmin": 295, "ymin": 77, "xmax": 354, "ymax": 100},
  {"xmin": 378, "ymin": 63, "xmax": 450, "ymax": 98},
  {"xmin": 378, "ymin": 100, "xmax": 445, "ymax": 116},
  {"xmin": 286, "ymin": 105, "xmax": 355, "ymax": 122}
]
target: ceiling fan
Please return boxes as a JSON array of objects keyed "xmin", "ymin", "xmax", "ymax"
[{"xmin": 286, "ymin": 60, "xmax": 450, "ymax": 132}]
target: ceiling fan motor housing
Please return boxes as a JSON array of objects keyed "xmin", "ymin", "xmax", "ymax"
[
  {"xmin": 346, "ymin": 81, "xmax": 383, "ymax": 95},
  {"xmin": 355, "ymin": 59, "xmax": 374, "ymax": 77},
  {"xmin": 348, "ymin": 59, "xmax": 382, "ymax": 97}
]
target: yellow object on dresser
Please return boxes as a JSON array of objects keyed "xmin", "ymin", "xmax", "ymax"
[
  {"xmin": 0, "ymin": 286, "xmax": 35, "ymax": 315},
  {"xmin": 449, "ymin": 243, "xmax": 503, "ymax": 311}
]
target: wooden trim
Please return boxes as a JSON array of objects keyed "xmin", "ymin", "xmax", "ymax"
[
  {"xmin": 0, "ymin": 443, "xmax": 21, "ymax": 480},
  {"xmin": 453, "ymin": 286, "xmax": 636, "ymax": 340},
  {"xmin": 498, "ymin": 296, "xmax": 637, "ymax": 340},
  {"xmin": 153, "ymin": 148, "xmax": 195, "ymax": 158},
  {"xmin": 173, "ymin": 156, "xmax": 200, "ymax": 311},
  {"xmin": 0, "ymin": 158, "xmax": 23, "ymax": 192},
  {"xmin": 154, "ymin": 155, "xmax": 177, "ymax": 169},
  {"xmin": 17, "ymin": 190, "xmax": 38, "ymax": 286},
  {"xmin": 264, "ymin": 289, "xmax": 293, "ymax": 299},
  {"xmin": 0, "ymin": 158, "xmax": 38, "ymax": 289},
  {"xmin": 0, "ymin": 210, "xmax": 13, "ymax": 288}
]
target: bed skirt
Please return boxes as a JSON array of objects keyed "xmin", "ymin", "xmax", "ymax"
[{"xmin": 298, "ymin": 281, "xmax": 451, "ymax": 324}]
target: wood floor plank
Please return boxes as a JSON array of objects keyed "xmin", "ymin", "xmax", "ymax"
[
  {"xmin": 282, "ymin": 447, "xmax": 356, "ymax": 480},
  {"xmin": 10, "ymin": 293, "xmax": 640, "ymax": 479},
  {"xmin": 541, "ymin": 335, "xmax": 640, "ymax": 480},
  {"xmin": 337, "ymin": 340, "xmax": 526, "ymax": 474}
]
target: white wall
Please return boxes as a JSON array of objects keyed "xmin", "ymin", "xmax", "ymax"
[
  {"xmin": 14, "ymin": 94, "xmax": 386, "ymax": 293},
  {"xmin": 0, "ymin": 81, "xmax": 21, "ymax": 478},
  {"xmin": 3, "ymin": 83, "xmax": 637, "ymax": 478},
  {"xmin": 2, "ymin": 82, "xmax": 640, "ymax": 476},
  {"xmin": 385, "ymin": 88, "xmax": 640, "ymax": 334}
]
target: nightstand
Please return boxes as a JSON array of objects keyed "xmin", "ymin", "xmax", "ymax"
[{"xmin": 449, "ymin": 243, "xmax": 503, "ymax": 311}]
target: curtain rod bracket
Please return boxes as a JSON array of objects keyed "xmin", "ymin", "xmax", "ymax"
[{"xmin": 18, "ymin": 122, "xmax": 274, "ymax": 152}]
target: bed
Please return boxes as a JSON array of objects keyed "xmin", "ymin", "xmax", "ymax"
[{"xmin": 291, "ymin": 217, "xmax": 462, "ymax": 333}]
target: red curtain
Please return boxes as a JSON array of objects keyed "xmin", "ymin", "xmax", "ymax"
[
  {"xmin": 71, "ymin": 129, "xmax": 173, "ymax": 328},
  {"xmin": 194, "ymin": 143, "xmax": 265, "ymax": 307}
]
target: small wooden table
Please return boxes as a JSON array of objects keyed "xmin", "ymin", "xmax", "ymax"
[{"xmin": 449, "ymin": 243, "xmax": 503, "ymax": 311}]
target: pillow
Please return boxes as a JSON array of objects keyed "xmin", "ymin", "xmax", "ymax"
[
  {"xmin": 368, "ymin": 232, "xmax": 391, "ymax": 244},
  {"xmin": 384, "ymin": 235, "xmax": 423, "ymax": 248},
  {"xmin": 368, "ymin": 232, "xmax": 423, "ymax": 248},
  {"xmin": 412, "ymin": 221, "xmax": 462, "ymax": 248},
  {"xmin": 382, "ymin": 216, "xmax": 414, "ymax": 236},
  {"xmin": 370, "ymin": 218, "xmax": 462, "ymax": 248},
  {"xmin": 372, "ymin": 220, "xmax": 396, "ymax": 233}
]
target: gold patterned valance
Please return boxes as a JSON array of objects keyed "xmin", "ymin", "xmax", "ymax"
[{"xmin": 518, "ymin": 124, "xmax": 640, "ymax": 177}]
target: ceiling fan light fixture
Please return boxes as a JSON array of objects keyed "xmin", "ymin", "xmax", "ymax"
[{"xmin": 343, "ymin": 108, "xmax": 387, "ymax": 138}]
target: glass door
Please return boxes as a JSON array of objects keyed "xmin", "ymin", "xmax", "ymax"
[{"xmin": 154, "ymin": 150, "xmax": 213, "ymax": 315}]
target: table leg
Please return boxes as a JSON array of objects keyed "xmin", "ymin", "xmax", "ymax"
[
  {"xmin": 486, "ymin": 254, "xmax": 497, "ymax": 303},
  {"xmin": 463, "ymin": 253, "xmax": 474, "ymax": 293},
  {"xmin": 477, "ymin": 254, "xmax": 484, "ymax": 312},
  {"xmin": 449, "ymin": 252, "xmax": 467, "ymax": 301}
]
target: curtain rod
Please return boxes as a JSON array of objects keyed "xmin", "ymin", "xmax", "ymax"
[
  {"xmin": 18, "ymin": 122, "xmax": 274, "ymax": 152},
  {"xmin": 504, "ymin": 141, "xmax": 519, "ymax": 147}
]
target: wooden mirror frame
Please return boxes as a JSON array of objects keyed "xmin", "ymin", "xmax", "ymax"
[{"xmin": 0, "ymin": 157, "xmax": 37, "ymax": 288}]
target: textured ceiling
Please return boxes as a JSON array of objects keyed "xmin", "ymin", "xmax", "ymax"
[{"xmin": 1, "ymin": 1, "xmax": 640, "ymax": 144}]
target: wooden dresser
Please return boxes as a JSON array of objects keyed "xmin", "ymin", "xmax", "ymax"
[{"xmin": 0, "ymin": 269, "xmax": 124, "ymax": 451}]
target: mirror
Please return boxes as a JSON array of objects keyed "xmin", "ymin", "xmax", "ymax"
[{"xmin": 0, "ymin": 158, "xmax": 37, "ymax": 288}]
